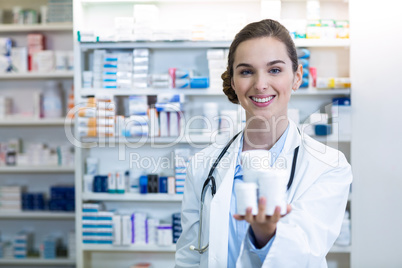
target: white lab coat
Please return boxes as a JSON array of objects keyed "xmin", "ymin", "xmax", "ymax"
[{"xmin": 175, "ymin": 120, "xmax": 352, "ymax": 268}]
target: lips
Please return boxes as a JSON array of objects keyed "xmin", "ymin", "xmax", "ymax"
[{"xmin": 249, "ymin": 95, "xmax": 276, "ymax": 107}]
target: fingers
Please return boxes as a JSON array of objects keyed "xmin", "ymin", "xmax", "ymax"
[
  {"xmin": 287, "ymin": 204, "xmax": 292, "ymax": 214},
  {"xmin": 233, "ymin": 214, "xmax": 245, "ymax": 221},
  {"xmin": 234, "ymin": 203, "xmax": 292, "ymax": 222},
  {"xmin": 271, "ymin": 206, "xmax": 281, "ymax": 223},
  {"xmin": 245, "ymin": 207, "xmax": 254, "ymax": 223},
  {"xmin": 256, "ymin": 197, "xmax": 266, "ymax": 223}
]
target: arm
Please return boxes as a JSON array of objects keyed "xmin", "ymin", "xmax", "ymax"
[
  {"xmin": 175, "ymin": 158, "xmax": 202, "ymax": 268},
  {"xmin": 238, "ymin": 154, "xmax": 352, "ymax": 267}
]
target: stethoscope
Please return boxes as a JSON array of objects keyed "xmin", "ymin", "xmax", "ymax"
[{"xmin": 190, "ymin": 132, "xmax": 300, "ymax": 254}]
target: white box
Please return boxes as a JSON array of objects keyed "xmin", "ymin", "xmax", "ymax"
[
  {"xmin": 108, "ymin": 173, "xmax": 117, "ymax": 193},
  {"xmin": 122, "ymin": 215, "xmax": 132, "ymax": 245},
  {"xmin": 113, "ymin": 215, "xmax": 122, "ymax": 245},
  {"xmin": 207, "ymin": 49, "xmax": 225, "ymax": 59}
]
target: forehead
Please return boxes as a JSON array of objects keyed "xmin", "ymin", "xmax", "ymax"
[{"xmin": 233, "ymin": 37, "xmax": 290, "ymax": 64}]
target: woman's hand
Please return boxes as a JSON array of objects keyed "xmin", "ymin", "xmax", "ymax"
[{"xmin": 233, "ymin": 197, "xmax": 292, "ymax": 248}]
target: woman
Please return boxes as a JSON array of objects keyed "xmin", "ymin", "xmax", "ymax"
[{"xmin": 175, "ymin": 19, "xmax": 352, "ymax": 268}]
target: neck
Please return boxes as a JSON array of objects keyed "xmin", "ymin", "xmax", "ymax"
[{"xmin": 243, "ymin": 115, "xmax": 289, "ymax": 151}]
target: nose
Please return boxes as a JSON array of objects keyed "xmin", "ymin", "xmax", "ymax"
[{"xmin": 254, "ymin": 71, "xmax": 269, "ymax": 92}]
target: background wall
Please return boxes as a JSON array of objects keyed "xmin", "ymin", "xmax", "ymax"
[{"xmin": 350, "ymin": 0, "xmax": 402, "ymax": 267}]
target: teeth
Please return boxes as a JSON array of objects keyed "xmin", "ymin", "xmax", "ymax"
[{"xmin": 251, "ymin": 96, "xmax": 274, "ymax": 103}]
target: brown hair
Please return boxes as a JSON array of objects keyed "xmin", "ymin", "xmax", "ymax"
[{"xmin": 222, "ymin": 19, "xmax": 298, "ymax": 104}]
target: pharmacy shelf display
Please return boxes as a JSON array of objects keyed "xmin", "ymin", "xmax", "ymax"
[{"xmin": 0, "ymin": 2, "xmax": 75, "ymax": 264}]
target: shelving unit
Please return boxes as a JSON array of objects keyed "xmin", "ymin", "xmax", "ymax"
[{"xmin": 0, "ymin": 2, "xmax": 75, "ymax": 266}]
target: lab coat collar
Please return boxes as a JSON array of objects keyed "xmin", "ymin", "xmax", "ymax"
[
  {"xmin": 282, "ymin": 119, "xmax": 302, "ymax": 155},
  {"xmin": 213, "ymin": 130, "xmax": 244, "ymax": 188}
]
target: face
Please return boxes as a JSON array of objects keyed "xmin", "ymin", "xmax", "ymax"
[{"xmin": 231, "ymin": 37, "xmax": 302, "ymax": 122}]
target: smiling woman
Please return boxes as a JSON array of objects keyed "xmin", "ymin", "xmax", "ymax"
[{"xmin": 175, "ymin": 19, "xmax": 352, "ymax": 268}]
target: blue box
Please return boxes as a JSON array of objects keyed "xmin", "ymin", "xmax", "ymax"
[
  {"xmin": 315, "ymin": 124, "xmax": 332, "ymax": 136},
  {"xmin": 139, "ymin": 175, "xmax": 148, "ymax": 194},
  {"xmin": 190, "ymin": 77, "xmax": 209, "ymax": 88},
  {"xmin": 159, "ymin": 177, "xmax": 168, "ymax": 193}
]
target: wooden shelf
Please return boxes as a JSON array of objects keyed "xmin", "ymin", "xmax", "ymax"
[{"xmin": 0, "ymin": 23, "xmax": 72, "ymax": 32}]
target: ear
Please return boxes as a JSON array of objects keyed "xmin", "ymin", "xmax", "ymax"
[{"xmin": 292, "ymin": 64, "xmax": 303, "ymax": 91}]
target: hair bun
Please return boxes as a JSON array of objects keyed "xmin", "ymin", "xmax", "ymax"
[{"xmin": 222, "ymin": 69, "xmax": 239, "ymax": 104}]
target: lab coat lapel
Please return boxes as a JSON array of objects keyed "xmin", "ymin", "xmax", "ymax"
[
  {"xmin": 282, "ymin": 120, "xmax": 302, "ymax": 201},
  {"xmin": 283, "ymin": 119, "xmax": 301, "ymax": 155},
  {"xmin": 208, "ymin": 134, "xmax": 241, "ymax": 268}
]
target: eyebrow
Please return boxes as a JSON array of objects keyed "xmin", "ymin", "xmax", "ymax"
[{"xmin": 235, "ymin": 60, "xmax": 286, "ymax": 69}]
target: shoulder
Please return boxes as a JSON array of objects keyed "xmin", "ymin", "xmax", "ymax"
[
  {"xmin": 300, "ymin": 134, "xmax": 351, "ymax": 173},
  {"xmin": 290, "ymin": 134, "xmax": 352, "ymax": 198}
]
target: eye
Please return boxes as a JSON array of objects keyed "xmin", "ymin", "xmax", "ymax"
[
  {"xmin": 240, "ymin": 69, "xmax": 253, "ymax": 75},
  {"xmin": 269, "ymin": 68, "xmax": 281, "ymax": 74}
]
